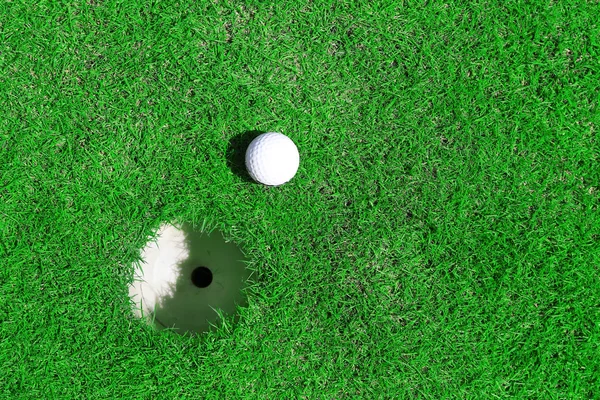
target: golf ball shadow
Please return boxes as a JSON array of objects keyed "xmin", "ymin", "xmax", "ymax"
[
  {"xmin": 129, "ymin": 222, "xmax": 250, "ymax": 335},
  {"xmin": 225, "ymin": 130, "xmax": 263, "ymax": 183}
]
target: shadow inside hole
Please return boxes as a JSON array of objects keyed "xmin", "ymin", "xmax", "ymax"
[
  {"xmin": 144, "ymin": 223, "xmax": 250, "ymax": 335},
  {"xmin": 226, "ymin": 130, "xmax": 263, "ymax": 182}
]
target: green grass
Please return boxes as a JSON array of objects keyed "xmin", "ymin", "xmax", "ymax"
[{"xmin": 1, "ymin": 0, "xmax": 599, "ymax": 397}]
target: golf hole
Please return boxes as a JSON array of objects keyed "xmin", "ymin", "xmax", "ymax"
[
  {"xmin": 129, "ymin": 222, "xmax": 250, "ymax": 335},
  {"xmin": 191, "ymin": 266, "xmax": 213, "ymax": 288}
]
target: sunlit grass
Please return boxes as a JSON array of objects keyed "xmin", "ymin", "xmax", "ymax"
[{"xmin": 1, "ymin": 0, "xmax": 599, "ymax": 397}]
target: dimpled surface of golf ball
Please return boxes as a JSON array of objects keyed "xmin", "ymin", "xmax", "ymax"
[{"xmin": 245, "ymin": 132, "xmax": 300, "ymax": 186}]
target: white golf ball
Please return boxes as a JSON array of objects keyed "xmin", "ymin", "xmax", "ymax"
[{"xmin": 245, "ymin": 132, "xmax": 300, "ymax": 186}]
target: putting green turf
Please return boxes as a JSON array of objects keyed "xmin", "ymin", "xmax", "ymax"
[{"xmin": 1, "ymin": 0, "xmax": 599, "ymax": 397}]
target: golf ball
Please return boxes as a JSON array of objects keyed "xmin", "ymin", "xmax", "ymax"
[{"xmin": 245, "ymin": 132, "xmax": 300, "ymax": 186}]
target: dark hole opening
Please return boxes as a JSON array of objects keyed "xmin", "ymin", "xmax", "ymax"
[{"xmin": 191, "ymin": 266, "xmax": 213, "ymax": 288}]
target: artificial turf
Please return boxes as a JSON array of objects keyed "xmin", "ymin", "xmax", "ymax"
[{"xmin": 1, "ymin": 0, "xmax": 599, "ymax": 397}]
